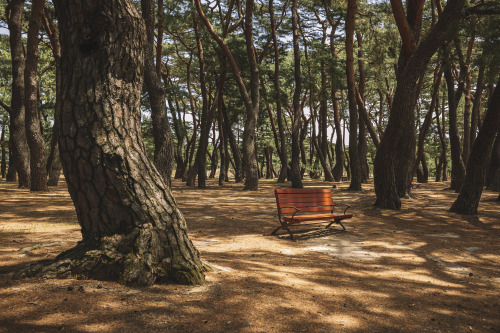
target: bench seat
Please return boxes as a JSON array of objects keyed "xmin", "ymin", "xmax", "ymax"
[{"xmin": 273, "ymin": 188, "xmax": 353, "ymax": 240}]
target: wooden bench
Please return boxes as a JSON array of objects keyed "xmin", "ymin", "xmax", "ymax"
[{"xmin": 272, "ymin": 188, "xmax": 353, "ymax": 240}]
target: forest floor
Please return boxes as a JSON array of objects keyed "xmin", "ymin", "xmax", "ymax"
[{"xmin": 0, "ymin": 177, "xmax": 499, "ymax": 332}]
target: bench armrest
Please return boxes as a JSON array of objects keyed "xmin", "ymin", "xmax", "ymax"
[
  {"xmin": 281, "ymin": 206, "xmax": 301, "ymax": 218},
  {"xmin": 333, "ymin": 203, "xmax": 351, "ymax": 215}
]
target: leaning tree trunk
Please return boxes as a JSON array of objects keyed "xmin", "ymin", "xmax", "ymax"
[
  {"xmin": 7, "ymin": 0, "xmax": 30, "ymax": 188},
  {"xmin": 450, "ymin": 79, "xmax": 500, "ymax": 215},
  {"xmin": 18, "ymin": 0, "xmax": 205, "ymax": 287}
]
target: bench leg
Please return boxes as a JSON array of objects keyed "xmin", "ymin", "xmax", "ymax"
[
  {"xmin": 326, "ymin": 219, "xmax": 346, "ymax": 231},
  {"xmin": 271, "ymin": 223, "xmax": 295, "ymax": 240}
]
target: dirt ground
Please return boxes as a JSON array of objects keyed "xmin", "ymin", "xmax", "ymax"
[{"xmin": 0, "ymin": 177, "xmax": 499, "ymax": 333}]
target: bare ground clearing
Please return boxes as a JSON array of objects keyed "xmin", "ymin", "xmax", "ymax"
[{"xmin": 0, "ymin": 178, "xmax": 499, "ymax": 332}]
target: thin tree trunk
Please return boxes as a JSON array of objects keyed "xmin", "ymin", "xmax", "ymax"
[
  {"xmin": 462, "ymin": 29, "xmax": 475, "ymax": 165},
  {"xmin": 289, "ymin": 0, "xmax": 303, "ymax": 188},
  {"xmin": 6, "ymin": 140, "xmax": 17, "ymax": 182},
  {"xmin": 486, "ymin": 130, "xmax": 500, "ymax": 190},
  {"xmin": 356, "ymin": 32, "xmax": 369, "ymax": 182},
  {"xmin": 186, "ymin": 14, "xmax": 212, "ymax": 188},
  {"xmin": 24, "ymin": 0, "xmax": 48, "ymax": 191},
  {"xmin": 43, "ymin": 7, "xmax": 62, "ymax": 186},
  {"xmin": 269, "ymin": 0, "xmax": 287, "ymax": 183},
  {"xmin": 346, "ymin": 0, "xmax": 361, "ymax": 190},
  {"xmin": 0, "ymin": 119, "xmax": 6, "ymax": 178},
  {"xmin": 20, "ymin": 0, "xmax": 206, "ymax": 286},
  {"xmin": 470, "ymin": 59, "xmax": 486, "ymax": 149},
  {"xmin": 7, "ymin": 0, "xmax": 30, "ymax": 188},
  {"xmin": 444, "ymin": 54, "xmax": 466, "ymax": 192},
  {"xmin": 450, "ymin": 78, "xmax": 500, "ymax": 214},
  {"xmin": 142, "ymin": 0, "xmax": 174, "ymax": 187}
]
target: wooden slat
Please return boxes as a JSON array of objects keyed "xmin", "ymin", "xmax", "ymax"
[
  {"xmin": 280, "ymin": 206, "xmax": 334, "ymax": 215},
  {"xmin": 277, "ymin": 192, "xmax": 332, "ymax": 200},
  {"xmin": 278, "ymin": 200, "xmax": 334, "ymax": 209},
  {"xmin": 275, "ymin": 188, "xmax": 332, "ymax": 194},
  {"xmin": 278, "ymin": 197, "xmax": 334, "ymax": 205},
  {"xmin": 283, "ymin": 213, "xmax": 353, "ymax": 223}
]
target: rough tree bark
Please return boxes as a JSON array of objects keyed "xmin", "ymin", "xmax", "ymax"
[
  {"xmin": 18, "ymin": 0, "xmax": 205, "ymax": 286},
  {"xmin": 346, "ymin": 0, "xmax": 361, "ymax": 190},
  {"xmin": 450, "ymin": 78, "xmax": 500, "ymax": 214},
  {"xmin": 374, "ymin": 0, "xmax": 465, "ymax": 209},
  {"xmin": 142, "ymin": 0, "xmax": 174, "ymax": 188},
  {"xmin": 24, "ymin": 0, "xmax": 48, "ymax": 191},
  {"xmin": 7, "ymin": 0, "xmax": 30, "ymax": 188}
]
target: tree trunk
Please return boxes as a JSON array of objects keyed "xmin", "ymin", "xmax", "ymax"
[
  {"xmin": 450, "ymin": 78, "xmax": 500, "ymax": 214},
  {"xmin": 43, "ymin": 6, "xmax": 62, "ymax": 187},
  {"xmin": 142, "ymin": 0, "xmax": 174, "ymax": 188},
  {"xmin": 186, "ymin": 14, "xmax": 213, "ymax": 188},
  {"xmin": 221, "ymin": 100, "xmax": 243, "ymax": 182},
  {"xmin": 356, "ymin": 32, "xmax": 369, "ymax": 183},
  {"xmin": 462, "ymin": 30, "xmax": 475, "ymax": 165},
  {"xmin": 7, "ymin": 0, "xmax": 30, "ymax": 188},
  {"xmin": 289, "ymin": 0, "xmax": 303, "ymax": 188},
  {"xmin": 346, "ymin": 0, "xmax": 361, "ymax": 191},
  {"xmin": 6, "ymin": 140, "xmax": 17, "ymax": 182},
  {"xmin": 47, "ymin": 143, "xmax": 62, "ymax": 186},
  {"xmin": 486, "ymin": 131, "xmax": 500, "ymax": 190},
  {"xmin": 330, "ymin": 27, "xmax": 344, "ymax": 182},
  {"xmin": 413, "ymin": 66, "xmax": 442, "ymax": 179},
  {"xmin": 194, "ymin": 0, "xmax": 259, "ymax": 190},
  {"xmin": 374, "ymin": 0, "xmax": 465, "ymax": 209},
  {"xmin": 444, "ymin": 58, "xmax": 466, "ymax": 192},
  {"xmin": 19, "ymin": 0, "xmax": 206, "ymax": 287},
  {"xmin": 269, "ymin": 0, "xmax": 287, "ymax": 183},
  {"xmin": 1, "ymin": 119, "xmax": 6, "ymax": 178},
  {"xmin": 470, "ymin": 61, "xmax": 485, "ymax": 149},
  {"xmin": 24, "ymin": 0, "xmax": 48, "ymax": 191}
]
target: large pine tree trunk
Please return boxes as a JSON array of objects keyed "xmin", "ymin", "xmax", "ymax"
[
  {"xmin": 19, "ymin": 0, "xmax": 205, "ymax": 287},
  {"xmin": 7, "ymin": 0, "xmax": 31, "ymax": 188},
  {"xmin": 450, "ymin": 79, "xmax": 500, "ymax": 214}
]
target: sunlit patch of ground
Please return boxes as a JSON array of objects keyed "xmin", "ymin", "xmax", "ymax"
[{"xmin": 0, "ymin": 178, "xmax": 499, "ymax": 332}]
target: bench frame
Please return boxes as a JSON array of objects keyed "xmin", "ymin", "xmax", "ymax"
[{"xmin": 272, "ymin": 188, "xmax": 352, "ymax": 240}]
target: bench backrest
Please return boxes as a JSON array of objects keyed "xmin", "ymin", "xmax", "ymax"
[{"xmin": 275, "ymin": 188, "xmax": 334, "ymax": 217}]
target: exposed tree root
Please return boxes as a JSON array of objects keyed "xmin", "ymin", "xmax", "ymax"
[{"xmin": 15, "ymin": 225, "xmax": 206, "ymax": 287}]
